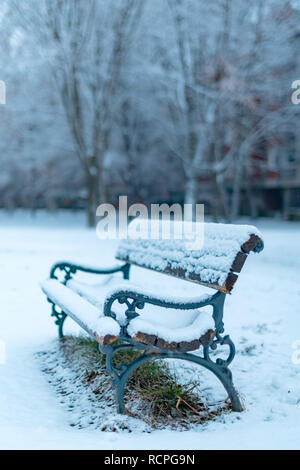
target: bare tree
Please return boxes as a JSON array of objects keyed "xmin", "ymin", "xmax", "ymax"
[
  {"xmin": 162, "ymin": 0, "xmax": 297, "ymax": 219},
  {"xmin": 13, "ymin": 0, "xmax": 145, "ymax": 225},
  {"xmin": 2, "ymin": 0, "xmax": 299, "ymax": 219}
]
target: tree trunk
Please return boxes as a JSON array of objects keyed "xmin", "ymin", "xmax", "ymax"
[
  {"xmin": 245, "ymin": 181, "xmax": 258, "ymax": 218},
  {"xmin": 97, "ymin": 158, "xmax": 108, "ymax": 206},
  {"xmin": 230, "ymin": 168, "xmax": 242, "ymax": 221},
  {"xmin": 86, "ymin": 171, "xmax": 98, "ymax": 227},
  {"xmin": 184, "ymin": 172, "xmax": 198, "ymax": 206},
  {"xmin": 211, "ymin": 177, "xmax": 227, "ymax": 222},
  {"xmin": 213, "ymin": 173, "xmax": 230, "ymax": 222},
  {"xmin": 99, "ymin": 171, "xmax": 108, "ymax": 205}
]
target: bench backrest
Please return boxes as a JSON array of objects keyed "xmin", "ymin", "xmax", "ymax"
[{"xmin": 116, "ymin": 220, "xmax": 264, "ymax": 294}]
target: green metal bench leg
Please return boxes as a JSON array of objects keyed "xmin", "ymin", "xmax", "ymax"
[
  {"xmin": 49, "ymin": 301, "xmax": 67, "ymax": 339},
  {"xmin": 101, "ymin": 341, "xmax": 243, "ymax": 415},
  {"xmin": 115, "ymin": 352, "xmax": 243, "ymax": 414}
]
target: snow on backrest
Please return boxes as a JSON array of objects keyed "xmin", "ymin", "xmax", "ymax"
[{"xmin": 115, "ymin": 220, "xmax": 264, "ymax": 294}]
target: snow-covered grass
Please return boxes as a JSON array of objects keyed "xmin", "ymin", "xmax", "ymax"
[{"xmin": 0, "ymin": 210, "xmax": 300, "ymax": 449}]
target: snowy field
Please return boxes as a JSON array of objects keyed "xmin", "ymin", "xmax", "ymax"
[{"xmin": 0, "ymin": 210, "xmax": 300, "ymax": 450}]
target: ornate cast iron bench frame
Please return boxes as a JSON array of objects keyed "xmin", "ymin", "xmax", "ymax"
[{"xmin": 49, "ymin": 260, "xmax": 244, "ymax": 413}]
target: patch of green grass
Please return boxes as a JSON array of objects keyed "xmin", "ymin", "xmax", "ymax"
[{"xmin": 58, "ymin": 335, "xmax": 231, "ymax": 428}]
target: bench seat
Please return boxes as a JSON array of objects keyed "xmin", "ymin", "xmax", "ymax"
[
  {"xmin": 41, "ymin": 279, "xmax": 121, "ymax": 346},
  {"xmin": 43, "ymin": 277, "xmax": 215, "ymax": 351}
]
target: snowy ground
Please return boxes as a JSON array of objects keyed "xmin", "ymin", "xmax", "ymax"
[{"xmin": 0, "ymin": 210, "xmax": 300, "ymax": 449}]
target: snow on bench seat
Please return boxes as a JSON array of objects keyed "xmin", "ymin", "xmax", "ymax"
[
  {"xmin": 41, "ymin": 279, "xmax": 120, "ymax": 346},
  {"xmin": 127, "ymin": 308, "xmax": 214, "ymax": 352},
  {"xmin": 67, "ymin": 277, "xmax": 124, "ymax": 312},
  {"xmin": 116, "ymin": 221, "xmax": 264, "ymax": 294},
  {"xmin": 65, "ymin": 278, "xmax": 215, "ymax": 350}
]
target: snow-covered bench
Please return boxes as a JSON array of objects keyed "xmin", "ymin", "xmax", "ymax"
[{"xmin": 41, "ymin": 221, "xmax": 264, "ymax": 414}]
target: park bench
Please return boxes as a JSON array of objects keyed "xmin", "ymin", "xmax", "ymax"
[{"xmin": 41, "ymin": 220, "xmax": 264, "ymax": 414}]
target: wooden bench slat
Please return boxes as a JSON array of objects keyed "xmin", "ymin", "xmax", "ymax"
[
  {"xmin": 133, "ymin": 329, "xmax": 215, "ymax": 352},
  {"xmin": 120, "ymin": 258, "xmax": 238, "ymax": 294},
  {"xmin": 241, "ymin": 234, "xmax": 262, "ymax": 253},
  {"xmin": 222, "ymin": 272, "xmax": 239, "ymax": 294},
  {"xmin": 116, "ymin": 222, "xmax": 263, "ymax": 294},
  {"xmin": 230, "ymin": 251, "xmax": 248, "ymax": 273}
]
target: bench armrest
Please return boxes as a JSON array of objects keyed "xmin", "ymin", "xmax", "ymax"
[
  {"xmin": 50, "ymin": 261, "xmax": 130, "ymax": 284},
  {"xmin": 104, "ymin": 285, "xmax": 226, "ymax": 329}
]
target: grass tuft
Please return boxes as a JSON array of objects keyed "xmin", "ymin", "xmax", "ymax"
[{"xmin": 42, "ymin": 335, "xmax": 231, "ymax": 430}]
